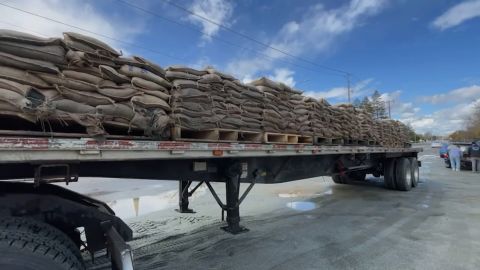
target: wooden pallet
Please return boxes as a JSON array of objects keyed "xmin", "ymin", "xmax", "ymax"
[
  {"xmin": 313, "ymin": 137, "xmax": 344, "ymax": 145},
  {"xmin": 171, "ymin": 127, "xmax": 262, "ymax": 143},
  {"xmin": 263, "ymin": 132, "xmax": 313, "ymax": 144}
]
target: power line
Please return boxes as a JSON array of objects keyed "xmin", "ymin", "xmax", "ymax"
[
  {"xmin": 160, "ymin": 0, "xmax": 351, "ymax": 75},
  {"xmin": 0, "ymin": 1, "xmax": 187, "ymax": 62},
  {"xmin": 115, "ymin": 0, "xmax": 345, "ymax": 78}
]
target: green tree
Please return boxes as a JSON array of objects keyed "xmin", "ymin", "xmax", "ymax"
[
  {"xmin": 371, "ymin": 90, "xmax": 387, "ymax": 119},
  {"xmin": 360, "ymin": 96, "xmax": 374, "ymax": 117}
]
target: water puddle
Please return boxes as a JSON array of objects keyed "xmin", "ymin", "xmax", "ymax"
[
  {"xmin": 104, "ymin": 185, "xmax": 207, "ymax": 220},
  {"xmin": 286, "ymin": 201, "xmax": 318, "ymax": 211}
]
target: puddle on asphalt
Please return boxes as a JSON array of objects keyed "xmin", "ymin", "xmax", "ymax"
[
  {"xmin": 107, "ymin": 187, "xmax": 207, "ymax": 220},
  {"xmin": 286, "ymin": 201, "xmax": 318, "ymax": 211}
]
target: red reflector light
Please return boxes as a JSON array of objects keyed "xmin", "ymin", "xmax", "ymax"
[{"xmin": 212, "ymin": 150, "xmax": 224, "ymax": 156}]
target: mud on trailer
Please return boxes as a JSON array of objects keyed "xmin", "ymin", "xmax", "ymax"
[{"xmin": 0, "ymin": 136, "xmax": 421, "ymax": 270}]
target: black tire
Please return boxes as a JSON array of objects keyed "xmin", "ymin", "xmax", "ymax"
[
  {"xmin": 445, "ymin": 160, "xmax": 451, "ymax": 168},
  {"xmin": 383, "ymin": 159, "xmax": 396, "ymax": 190},
  {"xmin": 0, "ymin": 217, "xmax": 85, "ymax": 270},
  {"xmin": 410, "ymin": 157, "xmax": 419, "ymax": 187},
  {"xmin": 395, "ymin": 158, "xmax": 412, "ymax": 191}
]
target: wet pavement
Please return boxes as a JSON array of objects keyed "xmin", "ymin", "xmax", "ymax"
[{"xmin": 68, "ymin": 144, "xmax": 480, "ymax": 270}]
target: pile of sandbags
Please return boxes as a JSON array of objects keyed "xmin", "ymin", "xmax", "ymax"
[
  {"xmin": 0, "ymin": 29, "xmax": 412, "ymax": 147},
  {"xmin": 0, "ymin": 29, "xmax": 172, "ymax": 137}
]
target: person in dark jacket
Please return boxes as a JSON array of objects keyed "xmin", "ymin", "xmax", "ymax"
[{"xmin": 468, "ymin": 141, "xmax": 480, "ymax": 173}]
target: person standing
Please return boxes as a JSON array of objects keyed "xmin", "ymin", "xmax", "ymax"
[
  {"xmin": 448, "ymin": 144, "xmax": 461, "ymax": 171},
  {"xmin": 468, "ymin": 141, "xmax": 480, "ymax": 173}
]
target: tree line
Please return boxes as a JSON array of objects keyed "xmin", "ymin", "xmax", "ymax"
[
  {"xmin": 352, "ymin": 90, "xmax": 389, "ymax": 120},
  {"xmin": 449, "ymin": 104, "xmax": 480, "ymax": 141}
]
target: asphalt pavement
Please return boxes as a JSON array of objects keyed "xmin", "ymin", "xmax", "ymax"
[{"xmin": 86, "ymin": 145, "xmax": 480, "ymax": 270}]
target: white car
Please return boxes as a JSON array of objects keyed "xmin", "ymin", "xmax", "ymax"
[{"xmin": 431, "ymin": 141, "xmax": 443, "ymax": 148}]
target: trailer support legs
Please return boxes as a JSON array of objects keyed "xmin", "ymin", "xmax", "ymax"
[
  {"xmin": 177, "ymin": 180, "xmax": 205, "ymax": 213},
  {"xmin": 222, "ymin": 173, "xmax": 248, "ymax": 234}
]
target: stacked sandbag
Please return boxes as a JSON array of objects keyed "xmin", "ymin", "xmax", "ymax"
[
  {"xmin": 357, "ymin": 108, "xmax": 378, "ymax": 143},
  {"xmin": 249, "ymin": 77, "xmax": 297, "ymax": 133},
  {"xmin": 214, "ymin": 68, "xmax": 263, "ymax": 132},
  {"xmin": 168, "ymin": 66, "xmax": 222, "ymax": 130},
  {"xmin": 0, "ymin": 29, "xmax": 413, "ymax": 147},
  {"xmin": 0, "ymin": 29, "xmax": 172, "ymax": 137}
]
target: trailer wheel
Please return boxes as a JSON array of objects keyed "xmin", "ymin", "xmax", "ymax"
[
  {"xmin": 395, "ymin": 158, "xmax": 412, "ymax": 191},
  {"xmin": 383, "ymin": 159, "xmax": 396, "ymax": 190},
  {"xmin": 0, "ymin": 217, "xmax": 85, "ymax": 270},
  {"xmin": 332, "ymin": 174, "xmax": 348, "ymax": 184},
  {"xmin": 410, "ymin": 158, "xmax": 419, "ymax": 187}
]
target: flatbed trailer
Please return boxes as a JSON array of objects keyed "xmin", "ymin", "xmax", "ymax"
[{"xmin": 0, "ymin": 135, "xmax": 422, "ymax": 270}]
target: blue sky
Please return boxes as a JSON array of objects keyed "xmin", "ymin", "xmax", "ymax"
[{"xmin": 1, "ymin": 0, "xmax": 480, "ymax": 135}]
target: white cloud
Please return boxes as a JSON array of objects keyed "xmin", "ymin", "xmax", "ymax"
[
  {"xmin": 420, "ymin": 85, "xmax": 480, "ymax": 104},
  {"xmin": 304, "ymin": 78, "xmax": 375, "ymax": 100},
  {"xmin": 187, "ymin": 0, "xmax": 233, "ymax": 42},
  {"xmin": 0, "ymin": 0, "xmax": 145, "ymax": 52},
  {"xmin": 432, "ymin": 0, "xmax": 480, "ymax": 30},
  {"xmin": 226, "ymin": 0, "xmax": 386, "ymax": 79},
  {"xmin": 268, "ymin": 68, "xmax": 296, "ymax": 87},
  {"xmin": 401, "ymin": 98, "xmax": 480, "ymax": 135}
]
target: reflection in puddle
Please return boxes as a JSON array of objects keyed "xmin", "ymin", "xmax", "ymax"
[
  {"xmin": 107, "ymin": 187, "xmax": 206, "ymax": 220},
  {"xmin": 287, "ymin": 201, "xmax": 317, "ymax": 211},
  {"xmin": 324, "ymin": 189, "xmax": 333, "ymax": 195}
]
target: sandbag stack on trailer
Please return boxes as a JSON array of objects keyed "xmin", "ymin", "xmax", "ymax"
[{"xmin": 0, "ymin": 29, "xmax": 413, "ymax": 147}]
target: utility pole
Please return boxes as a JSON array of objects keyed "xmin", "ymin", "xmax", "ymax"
[
  {"xmin": 346, "ymin": 73, "xmax": 351, "ymax": 104},
  {"xmin": 386, "ymin": 99, "xmax": 394, "ymax": 118}
]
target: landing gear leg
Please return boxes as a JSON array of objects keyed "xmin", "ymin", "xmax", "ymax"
[
  {"xmin": 222, "ymin": 172, "xmax": 248, "ymax": 234},
  {"xmin": 176, "ymin": 180, "xmax": 204, "ymax": 213}
]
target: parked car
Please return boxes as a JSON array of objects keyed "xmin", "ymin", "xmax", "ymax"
[{"xmin": 431, "ymin": 141, "xmax": 443, "ymax": 148}]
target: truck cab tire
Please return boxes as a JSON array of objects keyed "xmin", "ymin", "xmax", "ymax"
[
  {"xmin": 0, "ymin": 217, "xmax": 85, "ymax": 270},
  {"xmin": 383, "ymin": 159, "xmax": 397, "ymax": 190},
  {"xmin": 410, "ymin": 157, "xmax": 419, "ymax": 187},
  {"xmin": 395, "ymin": 158, "xmax": 412, "ymax": 191}
]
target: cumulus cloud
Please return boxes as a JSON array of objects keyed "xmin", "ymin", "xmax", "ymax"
[
  {"xmin": 432, "ymin": 0, "xmax": 480, "ymax": 30},
  {"xmin": 0, "ymin": 0, "xmax": 144, "ymax": 52},
  {"xmin": 268, "ymin": 68, "xmax": 296, "ymax": 87},
  {"xmin": 227, "ymin": 0, "xmax": 386, "ymax": 80},
  {"xmin": 304, "ymin": 78, "xmax": 375, "ymax": 101},
  {"xmin": 401, "ymin": 98, "xmax": 480, "ymax": 135},
  {"xmin": 420, "ymin": 85, "xmax": 480, "ymax": 104},
  {"xmin": 187, "ymin": 0, "xmax": 233, "ymax": 42}
]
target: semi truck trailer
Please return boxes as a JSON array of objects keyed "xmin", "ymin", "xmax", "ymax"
[{"xmin": 0, "ymin": 134, "xmax": 421, "ymax": 270}]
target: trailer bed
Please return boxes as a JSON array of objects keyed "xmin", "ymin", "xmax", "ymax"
[{"xmin": 0, "ymin": 136, "xmax": 421, "ymax": 163}]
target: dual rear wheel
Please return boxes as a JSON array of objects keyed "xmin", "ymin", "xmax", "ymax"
[{"xmin": 384, "ymin": 157, "xmax": 419, "ymax": 191}]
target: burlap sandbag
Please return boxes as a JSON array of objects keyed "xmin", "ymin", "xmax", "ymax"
[
  {"xmin": 131, "ymin": 77, "xmax": 168, "ymax": 92},
  {"xmin": 96, "ymin": 103, "xmax": 135, "ymax": 120},
  {"xmin": 131, "ymin": 95, "xmax": 171, "ymax": 111},
  {"xmin": 66, "ymin": 50, "xmax": 115, "ymax": 67},
  {"xmin": 0, "ymin": 41, "xmax": 66, "ymax": 65},
  {"xmin": 66, "ymin": 113, "xmax": 106, "ymax": 136},
  {"xmin": 249, "ymin": 77, "xmax": 283, "ymax": 91},
  {"xmin": 52, "ymin": 99, "xmax": 96, "ymax": 114},
  {"xmin": 167, "ymin": 65, "xmax": 207, "ymax": 76},
  {"xmin": 172, "ymin": 88, "xmax": 209, "ymax": 99},
  {"xmin": 97, "ymin": 87, "xmax": 139, "ymax": 101},
  {"xmin": 198, "ymin": 73, "xmax": 222, "ymax": 84},
  {"xmin": 119, "ymin": 65, "xmax": 171, "ymax": 88},
  {"xmin": 64, "ymin": 32, "xmax": 121, "ymax": 57},
  {"xmin": 205, "ymin": 68, "xmax": 236, "ymax": 81},
  {"xmin": 56, "ymin": 86, "xmax": 114, "ymax": 106},
  {"xmin": 63, "ymin": 70, "xmax": 103, "ymax": 85},
  {"xmin": 0, "ymin": 78, "xmax": 33, "ymax": 96},
  {"xmin": 35, "ymin": 73, "xmax": 98, "ymax": 92},
  {"xmin": 0, "ymin": 88, "xmax": 31, "ymax": 109},
  {"xmin": 0, "ymin": 66, "xmax": 49, "ymax": 88},
  {"xmin": 0, "ymin": 29, "xmax": 63, "ymax": 46},
  {"xmin": 0, "ymin": 52, "xmax": 59, "ymax": 74},
  {"xmin": 165, "ymin": 71, "xmax": 201, "ymax": 81},
  {"xmin": 132, "ymin": 56, "xmax": 166, "ymax": 77},
  {"xmin": 99, "ymin": 65, "xmax": 131, "ymax": 84}
]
